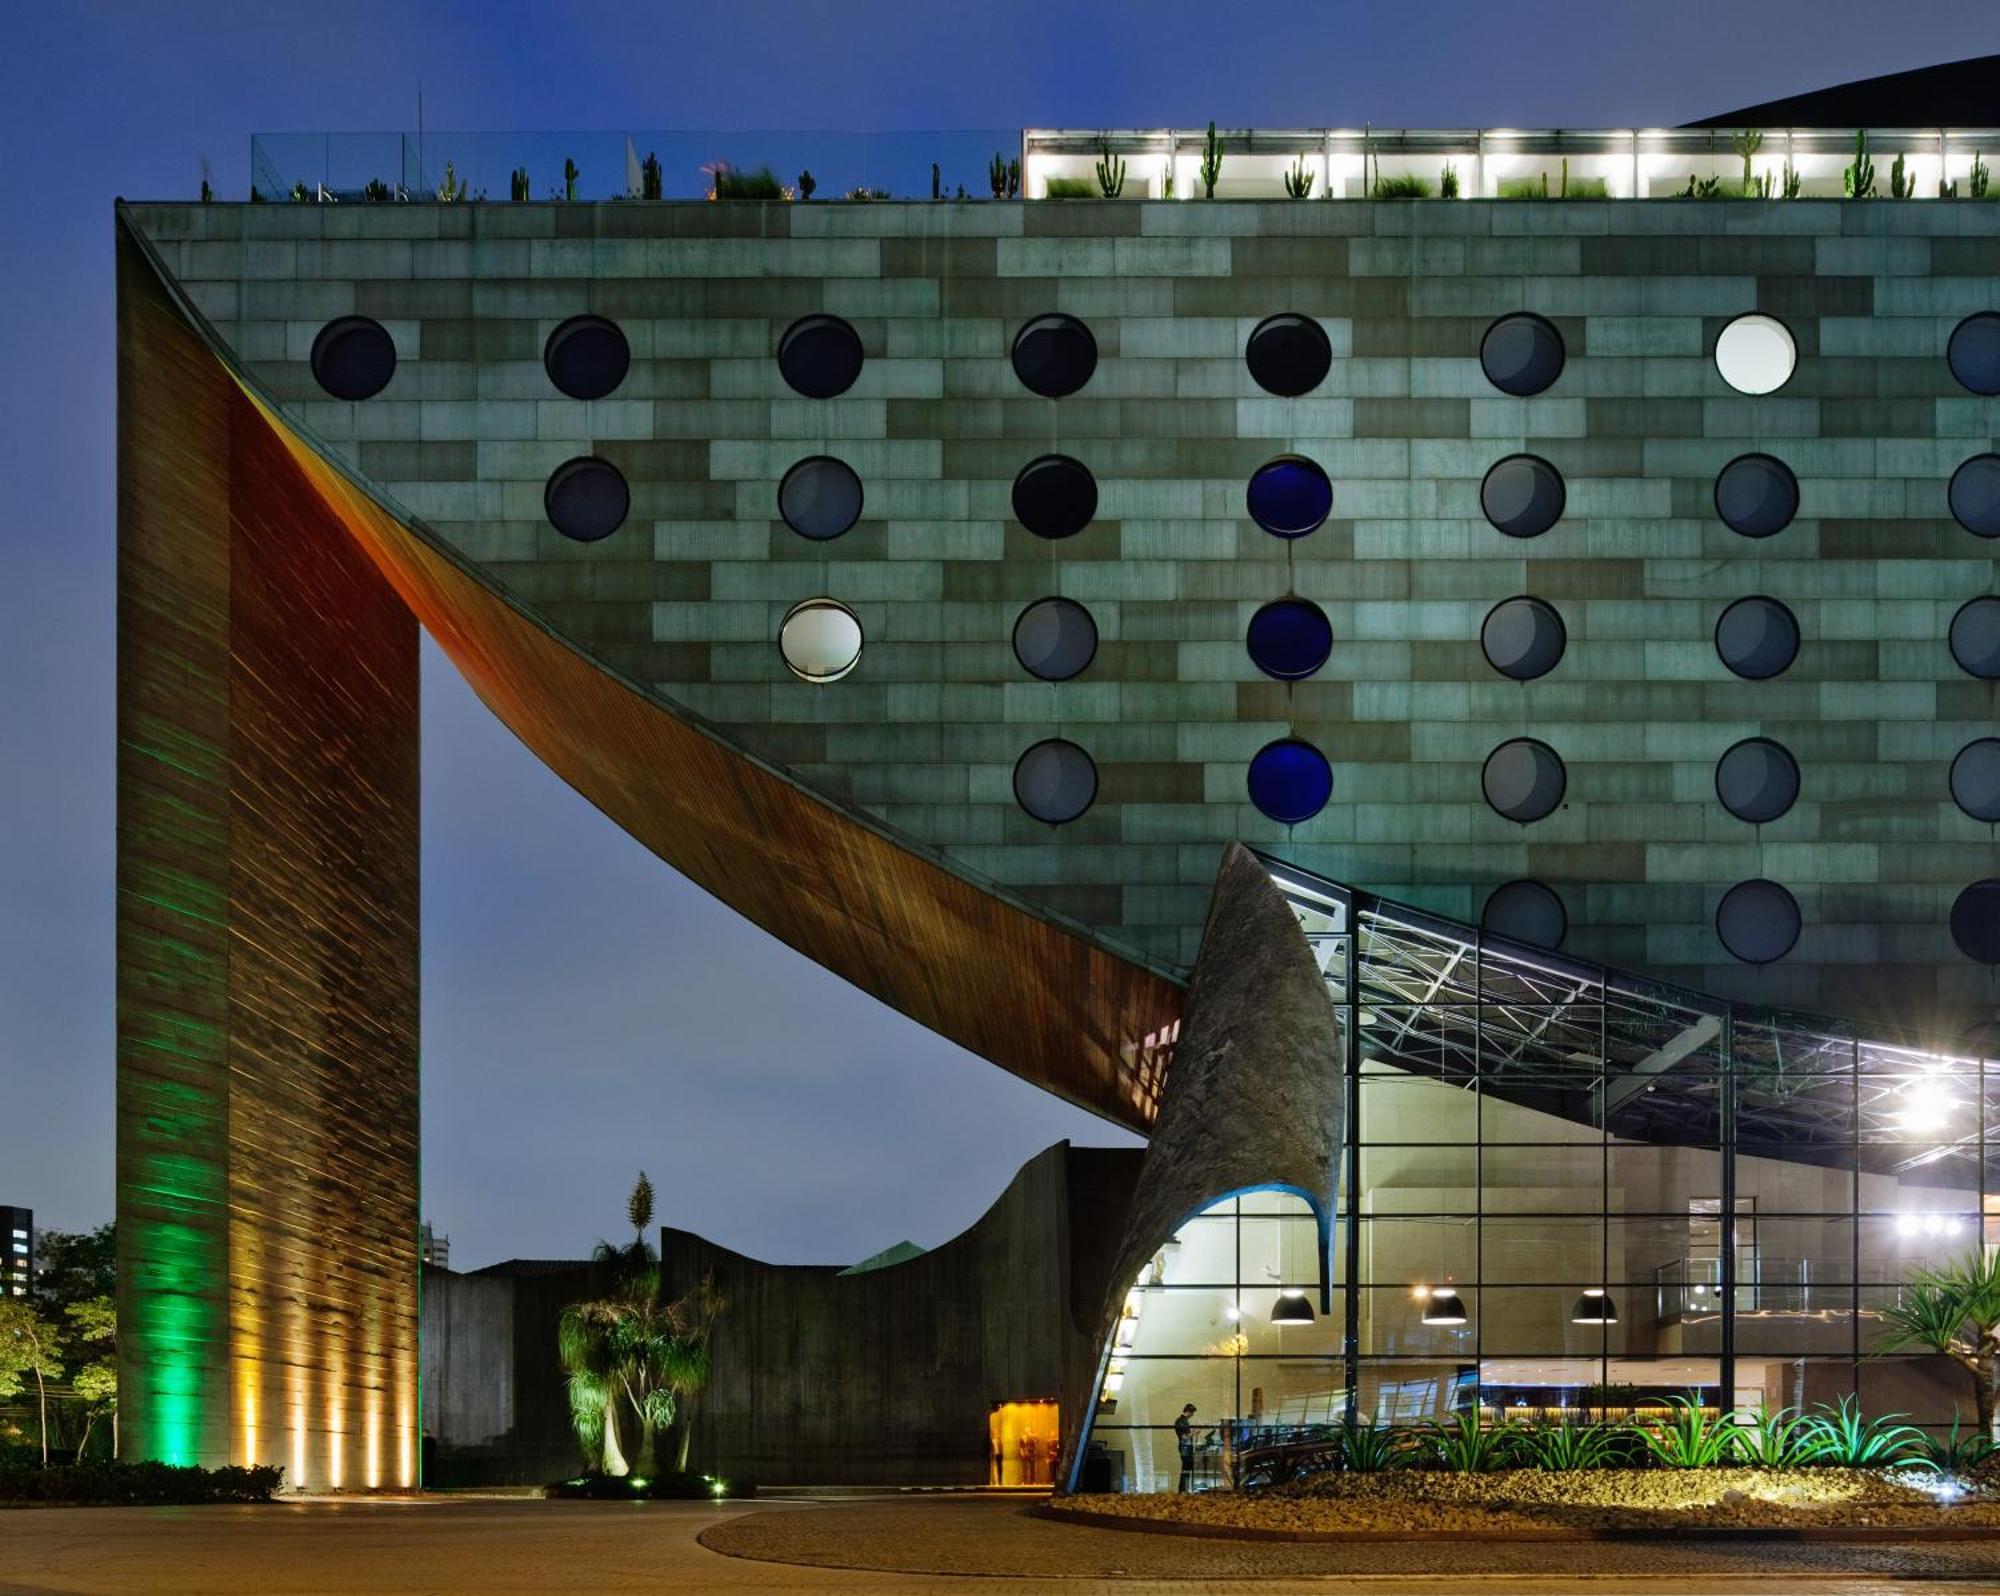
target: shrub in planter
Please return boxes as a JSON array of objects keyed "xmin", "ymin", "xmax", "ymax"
[
  {"xmin": 1426, "ymin": 1409, "xmax": 1515, "ymax": 1473},
  {"xmin": 1043, "ymin": 177, "xmax": 1096, "ymax": 200},
  {"xmin": 1634, "ymin": 1398, "xmax": 1734, "ymax": 1468},
  {"xmin": 544, "ymin": 1470, "xmax": 754, "ymax": 1500},
  {"xmin": 1795, "ymin": 1396, "xmax": 1932, "ymax": 1469},
  {"xmin": 0, "ymin": 1459, "xmax": 283, "ymax": 1505}
]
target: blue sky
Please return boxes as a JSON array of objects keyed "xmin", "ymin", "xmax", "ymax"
[{"xmin": 2, "ymin": 0, "xmax": 1989, "ymax": 1266}]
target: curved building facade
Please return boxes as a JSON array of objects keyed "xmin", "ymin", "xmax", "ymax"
[{"xmin": 115, "ymin": 117, "xmax": 2000, "ymax": 1481}]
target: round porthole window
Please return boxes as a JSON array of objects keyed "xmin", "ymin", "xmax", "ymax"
[
  {"xmin": 1480, "ymin": 596, "xmax": 1566, "ymax": 681},
  {"xmin": 1714, "ymin": 312, "xmax": 1796, "ymax": 395},
  {"xmin": 543, "ymin": 314, "xmax": 630, "ymax": 400},
  {"xmin": 1948, "ymin": 313, "xmax": 2000, "ymax": 396},
  {"xmin": 1950, "ymin": 597, "xmax": 2000, "ymax": 679},
  {"xmin": 1481, "ymin": 879, "xmax": 1567, "ymax": 949},
  {"xmin": 778, "ymin": 598, "xmax": 863, "ymax": 683},
  {"xmin": 1482, "ymin": 738, "xmax": 1566, "ymax": 824},
  {"xmin": 1012, "ymin": 454, "xmax": 1098, "ymax": 540},
  {"xmin": 1715, "ymin": 596, "xmax": 1800, "ymax": 680},
  {"xmin": 1716, "ymin": 878, "xmax": 1801, "ymax": 964},
  {"xmin": 1951, "ymin": 738, "xmax": 2000, "ymax": 822},
  {"xmin": 1011, "ymin": 314, "xmax": 1097, "ymax": 398},
  {"xmin": 1949, "ymin": 454, "xmax": 2000, "ymax": 539},
  {"xmin": 778, "ymin": 456, "xmax": 863, "ymax": 541},
  {"xmin": 1245, "ymin": 313, "xmax": 1333, "ymax": 397},
  {"xmin": 1246, "ymin": 598, "xmax": 1333, "ymax": 681},
  {"xmin": 543, "ymin": 456, "xmax": 630, "ymax": 543},
  {"xmin": 1246, "ymin": 456, "xmax": 1333, "ymax": 539},
  {"xmin": 1953, "ymin": 880, "xmax": 2000, "ymax": 963},
  {"xmin": 1012, "ymin": 598, "xmax": 1098, "ymax": 681},
  {"xmin": 1715, "ymin": 737, "xmax": 1800, "ymax": 824},
  {"xmin": 1479, "ymin": 313, "xmax": 1565, "ymax": 397},
  {"xmin": 1480, "ymin": 454, "xmax": 1565, "ymax": 539},
  {"xmin": 777, "ymin": 314, "xmax": 864, "ymax": 399},
  {"xmin": 1714, "ymin": 453, "xmax": 1799, "ymax": 539},
  {"xmin": 1247, "ymin": 738, "xmax": 1332, "ymax": 824},
  {"xmin": 1014, "ymin": 738, "xmax": 1097, "ymax": 824},
  {"xmin": 310, "ymin": 316, "xmax": 397, "ymax": 400}
]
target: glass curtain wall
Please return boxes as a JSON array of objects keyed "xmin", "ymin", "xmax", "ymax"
[{"xmin": 1082, "ymin": 862, "xmax": 1990, "ymax": 1490}]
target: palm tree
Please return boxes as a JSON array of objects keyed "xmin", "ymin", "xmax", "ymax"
[
  {"xmin": 558, "ymin": 1173, "xmax": 722, "ymax": 1476},
  {"xmin": 1876, "ymin": 1248, "xmax": 2000, "ymax": 1442}
]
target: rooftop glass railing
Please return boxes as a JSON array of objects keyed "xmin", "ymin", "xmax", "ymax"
[{"xmin": 248, "ymin": 127, "xmax": 2000, "ymax": 203}]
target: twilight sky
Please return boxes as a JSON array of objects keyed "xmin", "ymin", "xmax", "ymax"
[{"xmin": 2, "ymin": 0, "xmax": 1991, "ymax": 1267}]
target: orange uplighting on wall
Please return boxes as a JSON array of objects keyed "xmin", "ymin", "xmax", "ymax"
[{"xmin": 989, "ymin": 1399, "xmax": 1060, "ymax": 1487}]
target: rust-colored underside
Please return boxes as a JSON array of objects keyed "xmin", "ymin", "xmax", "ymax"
[{"xmin": 125, "ymin": 222, "xmax": 1180, "ymax": 1137}]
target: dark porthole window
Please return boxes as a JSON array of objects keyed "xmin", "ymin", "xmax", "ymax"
[
  {"xmin": 778, "ymin": 456, "xmax": 863, "ymax": 541},
  {"xmin": 310, "ymin": 315, "xmax": 396, "ymax": 400},
  {"xmin": 1012, "ymin": 598, "xmax": 1098, "ymax": 681},
  {"xmin": 1950, "ymin": 596, "xmax": 2000, "ymax": 679},
  {"xmin": 1481, "ymin": 738, "xmax": 1566, "ymax": 824},
  {"xmin": 1953, "ymin": 880, "xmax": 2000, "ymax": 963},
  {"xmin": 1714, "ymin": 452, "xmax": 1799, "ymax": 539},
  {"xmin": 1480, "ymin": 454, "xmax": 1565, "ymax": 539},
  {"xmin": 1481, "ymin": 879, "xmax": 1567, "ymax": 949},
  {"xmin": 1245, "ymin": 313, "xmax": 1333, "ymax": 398},
  {"xmin": 1247, "ymin": 738, "xmax": 1332, "ymax": 825},
  {"xmin": 543, "ymin": 314, "xmax": 630, "ymax": 400},
  {"xmin": 1480, "ymin": 596, "xmax": 1566, "ymax": 681},
  {"xmin": 1014, "ymin": 738, "xmax": 1097, "ymax": 824},
  {"xmin": 1949, "ymin": 454, "xmax": 2000, "ymax": 538},
  {"xmin": 1012, "ymin": 454, "xmax": 1098, "ymax": 540},
  {"xmin": 1948, "ymin": 312, "xmax": 2000, "ymax": 396},
  {"xmin": 1715, "ymin": 737, "xmax": 1800, "ymax": 824},
  {"xmin": 1951, "ymin": 738, "xmax": 2000, "ymax": 822},
  {"xmin": 1715, "ymin": 596, "xmax": 1800, "ymax": 680},
  {"xmin": 1716, "ymin": 878, "xmax": 1801, "ymax": 965},
  {"xmin": 1246, "ymin": 456, "xmax": 1333, "ymax": 539},
  {"xmin": 1246, "ymin": 598, "xmax": 1333, "ymax": 681},
  {"xmin": 777, "ymin": 314, "xmax": 864, "ymax": 399},
  {"xmin": 1479, "ymin": 312, "xmax": 1565, "ymax": 397},
  {"xmin": 543, "ymin": 456, "xmax": 630, "ymax": 543},
  {"xmin": 1011, "ymin": 314, "xmax": 1097, "ymax": 398}
]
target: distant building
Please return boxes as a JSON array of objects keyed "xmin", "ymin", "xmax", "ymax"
[
  {"xmin": 419, "ymin": 1223, "xmax": 449, "ymax": 1270},
  {"xmin": 1, "ymin": 1207, "xmax": 30, "ymax": 1298}
]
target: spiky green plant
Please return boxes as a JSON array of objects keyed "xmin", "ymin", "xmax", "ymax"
[
  {"xmin": 640, "ymin": 152, "xmax": 662, "ymax": 201},
  {"xmin": 1428, "ymin": 1408, "xmax": 1515, "ymax": 1473},
  {"xmin": 1373, "ymin": 173, "xmax": 1432, "ymax": 199},
  {"xmin": 1877, "ymin": 1249, "xmax": 2000, "ymax": 1442},
  {"xmin": 989, "ymin": 151, "xmax": 1009, "ymax": 199},
  {"xmin": 1518, "ymin": 1420, "xmax": 1623, "ymax": 1471},
  {"xmin": 1338, "ymin": 1418, "xmax": 1414, "ymax": 1473},
  {"xmin": 363, "ymin": 178, "xmax": 391, "ymax": 203},
  {"xmin": 290, "ymin": 180, "xmax": 311, "ymax": 203},
  {"xmin": 1891, "ymin": 150, "xmax": 1916, "ymax": 199},
  {"xmin": 797, "ymin": 170, "xmax": 816, "ymax": 201},
  {"xmin": 1795, "ymin": 1395, "xmax": 1932, "ymax": 1469},
  {"xmin": 1733, "ymin": 129, "xmax": 1763, "ymax": 193},
  {"xmin": 1284, "ymin": 155, "xmax": 1315, "ymax": 200},
  {"xmin": 1636, "ymin": 1397, "xmax": 1733, "ymax": 1468},
  {"xmin": 1782, "ymin": 158, "xmax": 1802, "ymax": 200},
  {"xmin": 1200, "ymin": 121, "xmax": 1224, "ymax": 198},
  {"xmin": 1973, "ymin": 151, "xmax": 1990, "ymax": 199},
  {"xmin": 1844, "ymin": 128, "xmax": 1874, "ymax": 198},
  {"xmin": 1916, "ymin": 1415, "xmax": 1997, "ymax": 1472},
  {"xmin": 1439, "ymin": 162, "xmax": 1459, "ymax": 199},
  {"xmin": 510, "ymin": 166, "xmax": 530, "ymax": 202},
  {"xmin": 437, "ymin": 161, "xmax": 466, "ymax": 203},
  {"xmin": 564, "ymin": 157, "xmax": 579, "ymax": 202},
  {"xmin": 1730, "ymin": 1403, "xmax": 1817, "ymax": 1468},
  {"xmin": 1679, "ymin": 172, "xmax": 1723, "ymax": 199},
  {"xmin": 1095, "ymin": 144, "xmax": 1126, "ymax": 198}
]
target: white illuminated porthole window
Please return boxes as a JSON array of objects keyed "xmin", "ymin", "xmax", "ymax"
[
  {"xmin": 778, "ymin": 598, "xmax": 863, "ymax": 683},
  {"xmin": 1714, "ymin": 313, "xmax": 1796, "ymax": 396}
]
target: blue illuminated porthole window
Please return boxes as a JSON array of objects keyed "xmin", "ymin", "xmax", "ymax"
[
  {"xmin": 1246, "ymin": 598, "xmax": 1333, "ymax": 681},
  {"xmin": 1247, "ymin": 738, "xmax": 1332, "ymax": 824},
  {"xmin": 1246, "ymin": 456, "xmax": 1332, "ymax": 539}
]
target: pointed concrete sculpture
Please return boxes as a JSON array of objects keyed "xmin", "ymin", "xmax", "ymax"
[{"xmin": 1059, "ymin": 842, "xmax": 1346, "ymax": 1488}]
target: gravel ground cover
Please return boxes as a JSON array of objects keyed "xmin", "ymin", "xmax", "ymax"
[{"xmin": 1062, "ymin": 1468, "xmax": 2000, "ymax": 1535}]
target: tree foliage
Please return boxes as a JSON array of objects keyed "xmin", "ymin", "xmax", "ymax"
[{"xmin": 1876, "ymin": 1249, "xmax": 2000, "ymax": 1441}]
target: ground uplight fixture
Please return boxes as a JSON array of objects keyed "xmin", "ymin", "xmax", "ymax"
[
  {"xmin": 1571, "ymin": 1287, "xmax": 1619, "ymax": 1325},
  {"xmin": 1420, "ymin": 1286, "xmax": 1468, "ymax": 1326},
  {"xmin": 1271, "ymin": 1289, "xmax": 1315, "ymax": 1324}
]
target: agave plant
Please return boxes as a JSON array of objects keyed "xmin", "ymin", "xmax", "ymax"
[
  {"xmin": 1915, "ymin": 1416, "xmax": 1997, "ymax": 1473},
  {"xmin": 1795, "ymin": 1396, "xmax": 1933, "ymax": 1470},
  {"xmin": 1635, "ymin": 1396, "xmax": 1733, "ymax": 1468},
  {"xmin": 1730, "ymin": 1403, "xmax": 1818, "ymax": 1468},
  {"xmin": 1518, "ymin": 1419, "xmax": 1623, "ymax": 1472},
  {"xmin": 1338, "ymin": 1417, "xmax": 1414, "ymax": 1473},
  {"xmin": 1427, "ymin": 1408, "xmax": 1515, "ymax": 1473}
]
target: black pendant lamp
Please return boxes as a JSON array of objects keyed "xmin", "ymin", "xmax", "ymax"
[
  {"xmin": 1420, "ymin": 1286, "xmax": 1468, "ymax": 1326},
  {"xmin": 1571, "ymin": 1287, "xmax": 1618, "ymax": 1325},
  {"xmin": 1271, "ymin": 1290, "xmax": 1315, "ymax": 1325}
]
